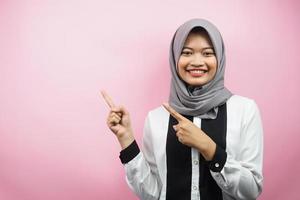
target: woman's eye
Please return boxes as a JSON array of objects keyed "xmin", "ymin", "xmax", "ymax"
[
  {"xmin": 203, "ymin": 52, "xmax": 215, "ymax": 56},
  {"xmin": 181, "ymin": 51, "xmax": 192, "ymax": 56}
]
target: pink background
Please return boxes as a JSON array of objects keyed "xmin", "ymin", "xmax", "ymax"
[{"xmin": 0, "ymin": 0, "xmax": 299, "ymax": 199}]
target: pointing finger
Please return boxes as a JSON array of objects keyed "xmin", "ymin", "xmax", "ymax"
[
  {"xmin": 101, "ymin": 90, "xmax": 116, "ymax": 109},
  {"xmin": 162, "ymin": 103, "xmax": 185, "ymax": 121}
]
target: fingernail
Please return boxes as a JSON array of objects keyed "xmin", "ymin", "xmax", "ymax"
[{"xmin": 173, "ymin": 125, "xmax": 176, "ymax": 130}]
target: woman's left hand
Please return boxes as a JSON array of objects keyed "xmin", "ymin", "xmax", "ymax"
[{"xmin": 163, "ymin": 103, "xmax": 216, "ymax": 161}]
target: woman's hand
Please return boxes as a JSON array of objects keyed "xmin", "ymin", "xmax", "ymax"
[
  {"xmin": 101, "ymin": 90, "xmax": 134, "ymax": 150},
  {"xmin": 162, "ymin": 103, "xmax": 216, "ymax": 161}
]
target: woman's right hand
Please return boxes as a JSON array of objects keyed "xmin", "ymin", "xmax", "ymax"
[{"xmin": 101, "ymin": 90, "xmax": 135, "ymax": 149}]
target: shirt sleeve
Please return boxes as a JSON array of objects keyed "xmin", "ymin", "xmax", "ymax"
[
  {"xmin": 121, "ymin": 113, "xmax": 162, "ymax": 200},
  {"xmin": 119, "ymin": 140, "xmax": 140, "ymax": 164},
  {"xmin": 210, "ymin": 100, "xmax": 264, "ymax": 200},
  {"xmin": 207, "ymin": 144, "xmax": 227, "ymax": 172}
]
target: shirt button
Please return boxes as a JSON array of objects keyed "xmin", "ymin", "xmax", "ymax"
[
  {"xmin": 193, "ymin": 185, "xmax": 198, "ymax": 190},
  {"xmin": 193, "ymin": 160, "xmax": 199, "ymax": 165},
  {"xmin": 215, "ymin": 163, "xmax": 220, "ymax": 168}
]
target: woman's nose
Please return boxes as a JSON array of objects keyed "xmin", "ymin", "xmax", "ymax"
[{"xmin": 191, "ymin": 53, "xmax": 205, "ymax": 66}]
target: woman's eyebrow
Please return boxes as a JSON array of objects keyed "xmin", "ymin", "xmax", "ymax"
[{"xmin": 182, "ymin": 46, "xmax": 214, "ymax": 50}]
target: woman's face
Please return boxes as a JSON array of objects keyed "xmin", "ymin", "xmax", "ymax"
[{"xmin": 177, "ymin": 31, "xmax": 217, "ymax": 87}]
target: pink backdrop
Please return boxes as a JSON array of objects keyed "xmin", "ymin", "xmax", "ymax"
[{"xmin": 0, "ymin": 0, "xmax": 299, "ymax": 199}]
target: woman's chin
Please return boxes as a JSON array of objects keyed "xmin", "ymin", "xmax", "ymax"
[{"xmin": 185, "ymin": 79, "xmax": 207, "ymax": 87}]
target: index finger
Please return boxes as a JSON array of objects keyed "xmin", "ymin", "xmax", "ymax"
[
  {"xmin": 162, "ymin": 103, "xmax": 184, "ymax": 121},
  {"xmin": 101, "ymin": 90, "xmax": 116, "ymax": 109}
]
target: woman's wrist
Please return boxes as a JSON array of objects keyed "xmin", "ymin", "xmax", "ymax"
[
  {"xmin": 204, "ymin": 139, "xmax": 216, "ymax": 161},
  {"xmin": 117, "ymin": 131, "xmax": 135, "ymax": 150},
  {"xmin": 197, "ymin": 137, "xmax": 216, "ymax": 161}
]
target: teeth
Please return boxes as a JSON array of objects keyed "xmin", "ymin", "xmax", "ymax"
[{"xmin": 189, "ymin": 70, "xmax": 205, "ymax": 74}]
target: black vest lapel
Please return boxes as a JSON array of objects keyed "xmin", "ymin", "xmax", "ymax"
[
  {"xmin": 166, "ymin": 114, "xmax": 193, "ymax": 200},
  {"xmin": 199, "ymin": 103, "xmax": 227, "ymax": 200}
]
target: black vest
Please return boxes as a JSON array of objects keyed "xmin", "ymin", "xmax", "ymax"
[{"xmin": 166, "ymin": 103, "xmax": 227, "ymax": 200}]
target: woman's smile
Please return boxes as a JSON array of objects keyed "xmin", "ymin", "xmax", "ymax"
[{"xmin": 186, "ymin": 68, "xmax": 208, "ymax": 77}]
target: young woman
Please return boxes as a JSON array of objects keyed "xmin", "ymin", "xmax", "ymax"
[{"xmin": 102, "ymin": 18, "xmax": 263, "ymax": 200}]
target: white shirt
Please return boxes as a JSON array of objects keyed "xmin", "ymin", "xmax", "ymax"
[{"xmin": 121, "ymin": 95, "xmax": 263, "ymax": 200}]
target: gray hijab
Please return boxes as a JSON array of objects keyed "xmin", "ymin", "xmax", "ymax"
[{"xmin": 168, "ymin": 18, "xmax": 233, "ymax": 119}]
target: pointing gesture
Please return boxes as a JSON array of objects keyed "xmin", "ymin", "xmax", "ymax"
[
  {"xmin": 101, "ymin": 90, "xmax": 134, "ymax": 150},
  {"xmin": 101, "ymin": 90, "xmax": 122, "ymax": 118},
  {"xmin": 101, "ymin": 90, "xmax": 116, "ymax": 109},
  {"xmin": 162, "ymin": 103, "xmax": 216, "ymax": 161},
  {"xmin": 162, "ymin": 103, "xmax": 186, "ymax": 122}
]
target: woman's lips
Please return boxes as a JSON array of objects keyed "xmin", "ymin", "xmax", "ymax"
[{"xmin": 187, "ymin": 69, "xmax": 207, "ymax": 77}]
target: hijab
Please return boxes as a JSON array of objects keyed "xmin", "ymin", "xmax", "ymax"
[{"xmin": 168, "ymin": 18, "xmax": 233, "ymax": 119}]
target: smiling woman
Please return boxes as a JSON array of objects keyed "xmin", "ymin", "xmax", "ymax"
[{"xmin": 102, "ymin": 18, "xmax": 263, "ymax": 200}]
